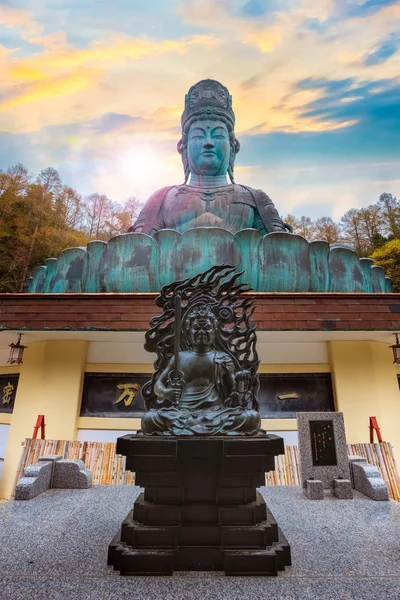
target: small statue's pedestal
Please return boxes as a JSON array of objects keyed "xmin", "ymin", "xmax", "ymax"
[{"xmin": 108, "ymin": 434, "xmax": 291, "ymax": 576}]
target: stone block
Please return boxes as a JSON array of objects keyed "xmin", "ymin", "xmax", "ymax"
[
  {"xmin": 14, "ymin": 461, "xmax": 52, "ymax": 500},
  {"xmin": 333, "ymin": 478, "xmax": 353, "ymax": 499},
  {"xmin": 109, "ymin": 434, "xmax": 291, "ymax": 576},
  {"xmin": 348, "ymin": 455, "xmax": 367, "ymax": 488},
  {"xmin": 52, "ymin": 459, "xmax": 92, "ymax": 489},
  {"xmin": 305, "ymin": 479, "xmax": 324, "ymax": 500},
  {"xmin": 38, "ymin": 455, "xmax": 62, "ymax": 463},
  {"xmin": 352, "ymin": 462, "xmax": 389, "ymax": 501}
]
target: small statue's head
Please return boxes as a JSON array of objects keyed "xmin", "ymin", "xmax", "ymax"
[
  {"xmin": 185, "ymin": 305, "xmax": 217, "ymax": 349},
  {"xmin": 178, "ymin": 79, "xmax": 240, "ymax": 183}
]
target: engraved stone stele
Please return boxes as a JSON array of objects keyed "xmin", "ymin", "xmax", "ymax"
[
  {"xmin": 25, "ymin": 79, "xmax": 393, "ymax": 295},
  {"xmin": 108, "ymin": 265, "xmax": 291, "ymax": 576},
  {"xmin": 297, "ymin": 412, "xmax": 351, "ymax": 492}
]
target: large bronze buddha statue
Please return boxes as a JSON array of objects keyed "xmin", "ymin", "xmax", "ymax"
[{"xmin": 129, "ymin": 79, "xmax": 288, "ymax": 235}]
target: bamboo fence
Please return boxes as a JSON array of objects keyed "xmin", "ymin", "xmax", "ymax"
[{"xmin": 11, "ymin": 438, "xmax": 400, "ymax": 502}]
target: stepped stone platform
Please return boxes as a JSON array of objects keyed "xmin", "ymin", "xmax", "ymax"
[
  {"xmin": 108, "ymin": 434, "xmax": 291, "ymax": 576},
  {"xmin": 1, "ymin": 486, "xmax": 400, "ymax": 599}
]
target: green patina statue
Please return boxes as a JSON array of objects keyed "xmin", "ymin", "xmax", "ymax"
[
  {"xmin": 141, "ymin": 265, "xmax": 261, "ymax": 436},
  {"xmin": 129, "ymin": 79, "xmax": 289, "ymax": 235},
  {"xmin": 25, "ymin": 81, "xmax": 393, "ymax": 295}
]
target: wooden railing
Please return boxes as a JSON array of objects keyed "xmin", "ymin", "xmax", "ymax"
[{"xmin": 12, "ymin": 438, "xmax": 400, "ymax": 502}]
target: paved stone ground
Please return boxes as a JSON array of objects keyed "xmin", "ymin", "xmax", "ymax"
[{"xmin": 0, "ymin": 485, "xmax": 399, "ymax": 600}]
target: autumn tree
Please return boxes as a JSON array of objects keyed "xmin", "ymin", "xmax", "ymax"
[
  {"xmin": 314, "ymin": 217, "xmax": 341, "ymax": 244},
  {"xmin": 377, "ymin": 193, "xmax": 400, "ymax": 238},
  {"xmin": 283, "ymin": 215, "xmax": 316, "ymax": 240},
  {"xmin": 0, "ymin": 165, "xmax": 88, "ymax": 292},
  {"xmin": 81, "ymin": 193, "xmax": 114, "ymax": 239},
  {"xmin": 339, "ymin": 208, "xmax": 366, "ymax": 255},
  {"xmin": 114, "ymin": 196, "xmax": 142, "ymax": 232}
]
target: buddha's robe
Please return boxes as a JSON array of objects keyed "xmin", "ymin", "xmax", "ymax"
[
  {"xmin": 129, "ymin": 184, "xmax": 287, "ymax": 235},
  {"xmin": 141, "ymin": 351, "xmax": 260, "ymax": 436}
]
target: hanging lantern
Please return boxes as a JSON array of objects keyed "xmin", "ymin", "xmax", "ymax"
[
  {"xmin": 8, "ymin": 333, "xmax": 27, "ymax": 365},
  {"xmin": 389, "ymin": 333, "xmax": 400, "ymax": 365}
]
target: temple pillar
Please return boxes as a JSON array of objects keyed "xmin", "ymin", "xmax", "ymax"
[
  {"xmin": 328, "ymin": 340, "xmax": 400, "ymax": 464},
  {"xmin": 0, "ymin": 340, "xmax": 87, "ymax": 499}
]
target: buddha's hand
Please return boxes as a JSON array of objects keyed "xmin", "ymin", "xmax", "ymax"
[{"xmin": 164, "ymin": 371, "xmax": 184, "ymax": 405}]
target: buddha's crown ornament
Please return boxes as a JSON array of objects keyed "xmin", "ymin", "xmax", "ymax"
[{"xmin": 181, "ymin": 79, "xmax": 235, "ymax": 131}]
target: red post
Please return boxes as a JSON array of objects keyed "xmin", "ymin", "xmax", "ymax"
[
  {"xmin": 32, "ymin": 415, "xmax": 45, "ymax": 440},
  {"xmin": 369, "ymin": 416, "xmax": 382, "ymax": 443}
]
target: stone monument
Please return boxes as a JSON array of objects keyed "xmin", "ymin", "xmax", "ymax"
[
  {"xmin": 108, "ymin": 265, "xmax": 291, "ymax": 576},
  {"xmin": 297, "ymin": 412, "xmax": 353, "ymax": 499}
]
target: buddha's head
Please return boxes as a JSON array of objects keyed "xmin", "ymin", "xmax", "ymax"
[
  {"xmin": 185, "ymin": 305, "xmax": 217, "ymax": 350},
  {"xmin": 178, "ymin": 79, "xmax": 240, "ymax": 183}
]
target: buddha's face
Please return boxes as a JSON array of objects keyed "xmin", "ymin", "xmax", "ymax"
[
  {"xmin": 187, "ymin": 119, "xmax": 230, "ymax": 177},
  {"xmin": 189, "ymin": 316, "xmax": 216, "ymax": 349}
]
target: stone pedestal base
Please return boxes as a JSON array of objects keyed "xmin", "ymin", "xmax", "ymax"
[{"xmin": 108, "ymin": 434, "xmax": 291, "ymax": 576}]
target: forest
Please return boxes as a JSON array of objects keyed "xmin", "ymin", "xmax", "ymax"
[{"xmin": 0, "ymin": 163, "xmax": 399, "ymax": 292}]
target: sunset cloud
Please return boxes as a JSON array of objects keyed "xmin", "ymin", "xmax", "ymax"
[
  {"xmin": 0, "ymin": 4, "xmax": 42, "ymax": 40},
  {"xmin": 0, "ymin": 0, "xmax": 398, "ymax": 215}
]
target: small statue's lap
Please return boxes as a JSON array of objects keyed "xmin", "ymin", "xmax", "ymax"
[{"xmin": 141, "ymin": 406, "xmax": 260, "ymax": 436}]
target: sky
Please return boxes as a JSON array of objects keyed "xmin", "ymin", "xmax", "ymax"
[{"xmin": 0, "ymin": 0, "xmax": 400, "ymax": 221}]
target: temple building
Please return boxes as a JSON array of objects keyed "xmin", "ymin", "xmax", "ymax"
[
  {"xmin": 1, "ymin": 79, "xmax": 399, "ymax": 499},
  {"xmin": 1, "ymin": 291, "xmax": 399, "ymax": 499}
]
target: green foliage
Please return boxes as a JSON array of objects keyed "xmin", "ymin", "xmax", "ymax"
[{"xmin": 370, "ymin": 239, "xmax": 400, "ymax": 292}]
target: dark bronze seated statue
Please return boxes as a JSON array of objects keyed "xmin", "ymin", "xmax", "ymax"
[
  {"xmin": 141, "ymin": 265, "xmax": 261, "ymax": 436},
  {"xmin": 129, "ymin": 79, "xmax": 289, "ymax": 236}
]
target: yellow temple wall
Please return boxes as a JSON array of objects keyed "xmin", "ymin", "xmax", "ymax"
[
  {"xmin": 329, "ymin": 341, "xmax": 400, "ymax": 458},
  {"xmin": 0, "ymin": 340, "xmax": 87, "ymax": 499},
  {"xmin": 0, "ymin": 340, "xmax": 399, "ymax": 499}
]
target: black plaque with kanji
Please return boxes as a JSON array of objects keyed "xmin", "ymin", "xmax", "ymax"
[
  {"xmin": 309, "ymin": 420, "xmax": 337, "ymax": 466},
  {"xmin": 80, "ymin": 373, "xmax": 148, "ymax": 417},
  {"xmin": 0, "ymin": 374, "xmax": 19, "ymax": 413}
]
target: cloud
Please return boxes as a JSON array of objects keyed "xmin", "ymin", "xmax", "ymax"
[
  {"xmin": 90, "ymin": 112, "xmax": 144, "ymax": 134},
  {"xmin": 240, "ymin": 75, "xmax": 261, "ymax": 90},
  {"xmin": 295, "ymin": 77, "xmax": 400, "ymax": 133},
  {"xmin": 1, "ymin": 34, "xmax": 215, "ymax": 111},
  {"xmin": 1, "ymin": 70, "xmax": 101, "ymax": 110},
  {"xmin": 343, "ymin": 0, "xmax": 400, "ymax": 19},
  {"xmin": 0, "ymin": 4, "xmax": 43, "ymax": 40},
  {"xmin": 1, "ymin": 0, "xmax": 399, "ymax": 218},
  {"xmin": 176, "ymin": 0, "xmax": 286, "ymax": 52},
  {"xmin": 363, "ymin": 32, "xmax": 400, "ymax": 65}
]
